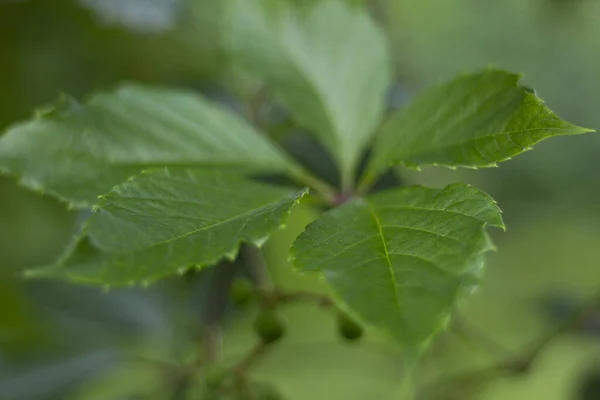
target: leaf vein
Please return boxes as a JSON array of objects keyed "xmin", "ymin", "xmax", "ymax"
[
  {"xmin": 365, "ymin": 203, "xmax": 402, "ymax": 311},
  {"xmin": 382, "ymin": 224, "xmax": 463, "ymax": 245}
]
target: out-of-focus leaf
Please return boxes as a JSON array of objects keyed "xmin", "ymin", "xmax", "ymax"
[
  {"xmin": 26, "ymin": 168, "xmax": 307, "ymax": 286},
  {"xmin": 78, "ymin": 0, "xmax": 181, "ymax": 34},
  {"xmin": 292, "ymin": 184, "xmax": 503, "ymax": 350},
  {"xmin": 0, "ymin": 280, "xmax": 40, "ymax": 352},
  {"xmin": 68, "ymin": 361, "xmax": 167, "ymax": 400},
  {"xmin": 0, "ymin": 350, "xmax": 119, "ymax": 400},
  {"xmin": 365, "ymin": 69, "xmax": 593, "ymax": 183},
  {"xmin": 226, "ymin": 0, "xmax": 391, "ymax": 188},
  {"xmin": 0, "ymin": 85, "xmax": 299, "ymax": 208}
]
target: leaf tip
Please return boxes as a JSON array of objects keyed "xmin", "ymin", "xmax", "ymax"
[
  {"xmin": 252, "ymin": 235, "xmax": 270, "ymax": 248},
  {"xmin": 574, "ymin": 126, "xmax": 595, "ymax": 135},
  {"xmin": 498, "ymin": 221, "xmax": 507, "ymax": 232},
  {"xmin": 487, "ymin": 242, "xmax": 499, "ymax": 252},
  {"xmin": 224, "ymin": 249, "xmax": 239, "ymax": 262}
]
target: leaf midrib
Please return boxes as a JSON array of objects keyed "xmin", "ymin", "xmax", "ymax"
[
  {"xmin": 91, "ymin": 190, "xmax": 304, "ymax": 253},
  {"xmin": 364, "ymin": 201, "xmax": 402, "ymax": 311}
]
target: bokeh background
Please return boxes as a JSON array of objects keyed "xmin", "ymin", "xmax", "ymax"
[{"xmin": 1, "ymin": 0, "xmax": 599, "ymax": 399}]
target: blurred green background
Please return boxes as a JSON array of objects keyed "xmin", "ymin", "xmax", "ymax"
[{"xmin": 1, "ymin": 0, "xmax": 599, "ymax": 399}]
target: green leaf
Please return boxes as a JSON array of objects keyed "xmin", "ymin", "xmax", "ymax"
[
  {"xmin": 25, "ymin": 168, "xmax": 306, "ymax": 286},
  {"xmin": 291, "ymin": 184, "xmax": 503, "ymax": 349},
  {"xmin": 226, "ymin": 0, "xmax": 391, "ymax": 189},
  {"xmin": 0, "ymin": 85, "xmax": 299, "ymax": 207},
  {"xmin": 365, "ymin": 69, "xmax": 593, "ymax": 183}
]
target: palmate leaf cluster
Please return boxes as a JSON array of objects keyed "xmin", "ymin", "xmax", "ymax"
[{"xmin": 0, "ymin": 0, "xmax": 591, "ymax": 352}]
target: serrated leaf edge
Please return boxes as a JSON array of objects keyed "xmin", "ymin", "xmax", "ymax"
[
  {"xmin": 23, "ymin": 180, "xmax": 309, "ymax": 288},
  {"xmin": 288, "ymin": 184, "xmax": 504, "ymax": 348}
]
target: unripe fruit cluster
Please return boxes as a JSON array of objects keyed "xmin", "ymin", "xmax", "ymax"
[{"xmin": 228, "ymin": 278, "xmax": 365, "ymax": 345}]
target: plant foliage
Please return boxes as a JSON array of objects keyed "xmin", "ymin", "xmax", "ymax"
[{"xmin": 0, "ymin": 0, "xmax": 592, "ymax": 356}]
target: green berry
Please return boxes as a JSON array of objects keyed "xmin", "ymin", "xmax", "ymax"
[
  {"xmin": 254, "ymin": 311, "xmax": 286, "ymax": 344},
  {"xmin": 338, "ymin": 312, "xmax": 364, "ymax": 341},
  {"xmin": 230, "ymin": 278, "xmax": 255, "ymax": 306}
]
